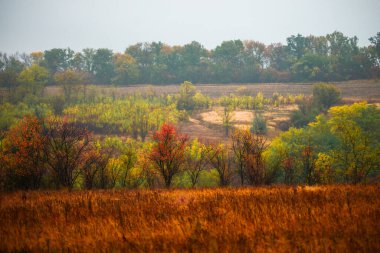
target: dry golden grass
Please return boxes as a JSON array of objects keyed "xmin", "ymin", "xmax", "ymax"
[
  {"xmin": 0, "ymin": 185, "xmax": 379, "ymax": 252},
  {"xmin": 43, "ymin": 80, "xmax": 380, "ymax": 101}
]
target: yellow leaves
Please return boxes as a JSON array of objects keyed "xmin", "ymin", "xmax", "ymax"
[{"xmin": 18, "ymin": 64, "xmax": 49, "ymax": 86}]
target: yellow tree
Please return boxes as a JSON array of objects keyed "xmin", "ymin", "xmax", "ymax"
[
  {"xmin": 328, "ymin": 102, "xmax": 380, "ymax": 183},
  {"xmin": 17, "ymin": 64, "xmax": 49, "ymax": 96},
  {"xmin": 184, "ymin": 139, "xmax": 210, "ymax": 187}
]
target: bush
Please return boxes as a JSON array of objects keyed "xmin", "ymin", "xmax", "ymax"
[
  {"xmin": 251, "ymin": 113, "xmax": 267, "ymax": 135},
  {"xmin": 290, "ymin": 98, "xmax": 319, "ymax": 128},
  {"xmin": 313, "ymin": 83, "xmax": 341, "ymax": 110}
]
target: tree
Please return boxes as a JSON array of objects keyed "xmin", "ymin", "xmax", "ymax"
[
  {"xmin": 368, "ymin": 32, "xmax": 380, "ymax": 74},
  {"xmin": 231, "ymin": 129, "xmax": 249, "ymax": 185},
  {"xmin": 312, "ymin": 83, "xmax": 341, "ymax": 111},
  {"xmin": 130, "ymin": 102, "xmax": 150, "ymax": 141},
  {"xmin": 286, "ymin": 34, "xmax": 310, "ymax": 60},
  {"xmin": 17, "ymin": 64, "xmax": 49, "ymax": 96},
  {"xmin": 81, "ymin": 144, "xmax": 114, "ymax": 189},
  {"xmin": 244, "ymin": 134, "xmax": 268, "ymax": 185},
  {"xmin": 43, "ymin": 118, "xmax": 95, "ymax": 189},
  {"xmin": 112, "ymin": 53, "xmax": 139, "ymax": 85},
  {"xmin": 221, "ymin": 106, "xmax": 232, "ymax": 137},
  {"xmin": 149, "ymin": 123, "xmax": 188, "ymax": 188},
  {"xmin": 213, "ymin": 40, "xmax": 244, "ymax": 82},
  {"xmin": 30, "ymin": 52, "xmax": 44, "ymax": 65},
  {"xmin": 54, "ymin": 69, "xmax": 87, "ymax": 103},
  {"xmin": 0, "ymin": 116, "xmax": 45, "ymax": 190},
  {"xmin": 301, "ymin": 145, "xmax": 317, "ymax": 185},
  {"xmin": 181, "ymin": 41, "xmax": 207, "ymax": 82},
  {"xmin": 0, "ymin": 53, "xmax": 25, "ymax": 102},
  {"xmin": 369, "ymin": 32, "xmax": 380, "ymax": 58},
  {"xmin": 266, "ymin": 43, "xmax": 292, "ymax": 72},
  {"xmin": 290, "ymin": 54, "xmax": 331, "ymax": 81},
  {"xmin": 328, "ymin": 102, "xmax": 380, "ymax": 183},
  {"xmin": 185, "ymin": 139, "xmax": 210, "ymax": 187},
  {"xmin": 119, "ymin": 140, "xmax": 138, "ymax": 188},
  {"xmin": 207, "ymin": 144, "xmax": 233, "ymax": 186},
  {"xmin": 93, "ymin": 48, "xmax": 114, "ymax": 84},
  {"xmin": 43, "ymin": 48, "xmax": 74, "ymax": 74},
  {"xmin": 177, "ymin": 81, "xmax": 197, "ymax": 110},
  {"xmin": 251, "ymin": 112, "xmax": 267, "ymax": 135},
  {"xmin": 82, "ymin": 48, "xmax": 96, "ymax": 74}
]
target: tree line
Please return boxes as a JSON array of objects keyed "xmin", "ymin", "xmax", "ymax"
[{"xmin": 1, "ymin": 31, "xmax": 379, "ymax": 91}]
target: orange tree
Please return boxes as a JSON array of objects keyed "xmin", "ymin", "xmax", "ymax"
[
  {"xmin": 149, "ymin": 123, "xmax": 188, "ymax": 188},
  {"xmin": 0, "ymin": 116, "xmax": 45, "ymax": 190}
]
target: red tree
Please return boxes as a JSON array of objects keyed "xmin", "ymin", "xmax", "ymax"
[
  {"xmin": 0, "ymin": 116, "xmax": 45, "ymax": 190},
  {"xmin": 149, "ymin": 123, "xmax": 188, "ymax": 188}
]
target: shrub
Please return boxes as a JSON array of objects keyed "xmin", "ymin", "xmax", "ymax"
[
  {"xmin": 313, "ymin": 83, "xmax": 341, "ymax": 110},
  {"xmin": 251, "ymin": 113, "xmax": 267, "ymax": 135}
]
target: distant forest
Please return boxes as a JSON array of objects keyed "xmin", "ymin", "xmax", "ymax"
[{"xmin": 1, "ymin": 31, "xmax": 380, "ymax": 86}]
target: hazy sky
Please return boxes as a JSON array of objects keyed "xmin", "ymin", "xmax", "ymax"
[{"xmin": 1, "ymin": 0, "xmax": 379, "ymax": 54}]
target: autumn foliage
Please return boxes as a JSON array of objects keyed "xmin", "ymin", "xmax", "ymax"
[
  {"xmin": 149, "ymin": 123, "xmax": 188, "ymax": 187},
  {"xmin": 0, "ymin": 116, "xmax": 45, "ymax": 189},
  {"xmin": 0, "ymin": 116, "xmax": 107, "ymax": 190}
]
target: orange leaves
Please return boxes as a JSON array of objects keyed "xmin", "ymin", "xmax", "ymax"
[{"xmin": 0, "ymin": 115, "xmax": 45, "ymax": 189}]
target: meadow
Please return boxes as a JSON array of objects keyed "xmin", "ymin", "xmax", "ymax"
[{"xmin": 0, "ymin": 185, "xmax": 379, "ymax": 252}]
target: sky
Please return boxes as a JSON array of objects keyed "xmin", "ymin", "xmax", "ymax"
[{"xmin": 0, "ymin": 0, "xmax": 379, "ymax": 54}]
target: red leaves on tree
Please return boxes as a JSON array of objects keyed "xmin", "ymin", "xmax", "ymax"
[{"xmin": 149, "ymin": 123, "xmax": 188, "ymax": 187}]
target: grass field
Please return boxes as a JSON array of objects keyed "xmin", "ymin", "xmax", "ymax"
[
  {"xmin": 45, "ymin": 80, "xmax": 380, "ymax": 101},
  {"xmin": 1, "ymin": 185, "xmax": 379, "ymax": 252}
]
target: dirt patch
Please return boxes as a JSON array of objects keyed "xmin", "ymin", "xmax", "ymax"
[
  {"xmin": 232, "ymin": 111, "xmax": 253, "ymax": 124},
  {"xmin": 200, "ymin": 110, "xmax": 223, "ymax": 125}
]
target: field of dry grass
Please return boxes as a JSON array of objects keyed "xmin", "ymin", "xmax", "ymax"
[
  {"xmin": 45, "ymin": 80, "xmax": 380, "ymax": 101},
  {"xmin": 1, "ymin": 185, "xmax": 379, "ymax": 252}
]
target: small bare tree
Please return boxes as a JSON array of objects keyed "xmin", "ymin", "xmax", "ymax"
[
  {"xmin": 221, "ymin": 106, "xmax": 232, "ymax": 137},
  {"xmin": 244, "ymin": 134, "xmax": 268, "ymax": 185},
  {"xmin": 207, "ymin": 144, "xmax": 233, "ymax": 186},
  {"xmin": 43, "ymin": 118, "xmax": 94, "ymax": 189}
]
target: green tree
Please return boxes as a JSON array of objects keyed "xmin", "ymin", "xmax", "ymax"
[
  {"xmin": 93, "ymin": 48, "xmax": 114, "ymax": 84},
  {"xmin": 312, "ymin": 83, "xmax": 341, "ymax": 110},
  {"xmin": 213, "ymin": 40, "xmax": 244, "ymax": 82},
  {"xmin": 177, "ymin": 81, "xmax": 196, "ymax": 110},
  {"xmin": 251, "ymin": 112, "xmax": 267, "ymax": 135},
  {"xmin": 43, "ymin": 48, "xmax": 74, "ymax": 74}
]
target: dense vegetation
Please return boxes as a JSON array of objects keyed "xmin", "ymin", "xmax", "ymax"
[
  {"xmin": 1, "ymin": 185, "xmax": 379, "ymax": 252},
  {"xmin": 0, "ymin": 80, "xmax": 379, "ymax": 191},
  {"xmin": 1, "ymin": 32, "xmax": 380, "ymax": 93}
]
